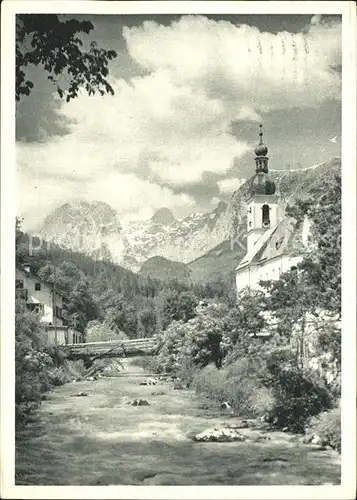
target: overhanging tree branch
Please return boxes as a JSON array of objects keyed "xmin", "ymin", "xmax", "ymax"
[{"xmin": 16, "ymin": 14, "xmax": 118, "ymax": 102}]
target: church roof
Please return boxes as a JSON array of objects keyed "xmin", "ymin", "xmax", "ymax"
[{"xmin": 236, "ymin": 217, "xmax": 307, "ymax": 270}]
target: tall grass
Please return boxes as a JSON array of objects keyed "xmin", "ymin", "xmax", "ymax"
[{"xmin": 191, "ymin": 361, "xmax": 275, "ymax": 419}]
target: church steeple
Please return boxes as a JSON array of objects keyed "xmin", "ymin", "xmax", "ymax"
[
  {"xmin": 255, "ymin": 124, "xmax": 269, "ymax": 173},
  {"xmin": 249, "ymin": 124, "xmax": 276, "ymax": 197},
  {"xmin": 246, "ymin": 125, "xmax": 279, "ymax": 254}
]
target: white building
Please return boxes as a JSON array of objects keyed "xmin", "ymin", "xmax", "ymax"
[
  {"xmin": 16, "ymin": 265, "xmax": 82, "ymax": 345},
  {"xmin": 236, "ymin": 125, "xmax": 310, "ymax": 294}
]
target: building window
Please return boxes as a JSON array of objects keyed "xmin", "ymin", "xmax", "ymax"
[
  {"xmin": 55, "ymin": 306, "xmax": 63, "ymax": 319},
  {"xmin": 27, "ymin": 303, "xmax": 44, "ymax": 316},
  {"xmin": 262, "ymin": 204, "xmax": 270, "ymax": 228},
  {"xmin": 35, "ymin": 282, "xmax": 41, "ymax": 291}
]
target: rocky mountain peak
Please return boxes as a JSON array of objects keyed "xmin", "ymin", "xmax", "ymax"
[
  {"xmin": 150, "ymin": 207, "xmax": 176, "ymax": 225},
  {"xmin": 38, "ymin": 200, "xmax": 126, "ymax": 263}
]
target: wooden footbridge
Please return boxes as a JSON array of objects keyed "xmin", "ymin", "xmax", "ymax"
[{"xmin": 62, "ymin": 337, "xmax": 157, "ymax": 361}]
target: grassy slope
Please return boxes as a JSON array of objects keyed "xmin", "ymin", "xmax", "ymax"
[
  {"xmin": 188, "ymin": 240, "xmax": 245, "ymax": 283},
  {"xmin": 138, "ymin": 256, "xmax": 192, "ymax": 282}
]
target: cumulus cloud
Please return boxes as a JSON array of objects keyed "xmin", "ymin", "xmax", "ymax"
[
  {"xmin": 124, "ymin": 15, "xmax": 341, "ymax": 110},
  {"xmin": 17, "ymin": 14, "xmax": 341, "ymax": 227},
  {"xmin": 83, "ymin": 172, "xmax": 195, "ymax": 216},
  {"xmin": 218, "ymin": 177, "xmax": 246, "ymax": 195}
]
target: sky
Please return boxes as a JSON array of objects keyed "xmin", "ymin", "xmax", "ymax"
[{"xmin": 16, "ymin": 13, "xmax": 342, "ymax": 231}]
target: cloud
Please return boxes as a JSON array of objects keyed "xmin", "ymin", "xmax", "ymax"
[
  {"xmin": 218, "ymin": 177, "xmax": 246, "ymax": 195},
  {"xmin": 124, "ymin": 15, "xmax": 341, "ymax": 110},
  {"xmin": 17, "ymin": 14, "xmax": 341, "ymax": 227},
  {"xmin": 17, "ymin": 165, "xmax": 195, "ymax": 231},
  {"xmin": 83, "ymin": 172, "xmax": 195, "ymax": 217}
]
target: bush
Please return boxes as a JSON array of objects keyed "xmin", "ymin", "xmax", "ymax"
[
  {"xmin": 266, "ymin": 367, "xmax": 333, "ymax": 432},
  {"xmin": 308, "ymin": 404, "xmax": 341, "ymax": 452},
  {"xmin": 63, "ymin": 359, "xmax": 86, "ymax": 380},
  {"xmin": 191, "ymin": 364, "xmax": 230, "ymax": 403},
  {"xmin": 155, "ymin": 303, "xmax": 227, "ymax": 375},
  {"xmin": 191, "ymin": 360, "xmax": 274, "ymax": 418},
  {"xmin": 15, "ymin": 298, "xmax": 73, "ymax": 429},
  {"xmin": 47, "ymin": 367, "xmax": 70, "ymax": 386},
  {"xmin": 132, "ymin": 356, "xmax": 159, "ymax": 373},
  {"xmin": 224, "ymin": 358, "xmax": 275, "ymax": 417}
]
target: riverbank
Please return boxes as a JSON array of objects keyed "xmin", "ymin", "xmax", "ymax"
[{"xmin": 16, "ymin": 358, "xmax": 340, "ymax": 485}]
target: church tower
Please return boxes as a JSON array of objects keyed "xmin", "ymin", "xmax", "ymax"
[{"xmin": 246, "ymin": 125, "xmax": 279, "ymax": 254}]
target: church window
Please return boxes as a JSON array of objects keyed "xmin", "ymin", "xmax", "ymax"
[
  {"xmin": 275, "ymin": 237, "xmax": 284, "ymax": 250},
  {"xmin": 262, "ymin": 204, "xmax": 270, "ymax": 228}
]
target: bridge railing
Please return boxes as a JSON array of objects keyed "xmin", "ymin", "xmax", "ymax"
[{"xmin": 62, "ymin": 337, "xmax": 157, "ymax": 358}]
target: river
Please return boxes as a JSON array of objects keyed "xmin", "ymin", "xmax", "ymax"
[{"xmin": 15, "ymin": 358, "xmax": 340, "ymax": 485}]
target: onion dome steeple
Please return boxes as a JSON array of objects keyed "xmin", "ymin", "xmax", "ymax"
[
  {"xmin": 249, "ymin": 124, "xmax": 276, "ymax": 196},
  {"xmin": 255, "ymin": 124, "xmax": 268, "ymax": 158}
]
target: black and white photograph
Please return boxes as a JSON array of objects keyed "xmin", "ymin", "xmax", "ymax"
[{"xmin": 1, "ymin": 1, "xmax": 356, "ymax": 498}]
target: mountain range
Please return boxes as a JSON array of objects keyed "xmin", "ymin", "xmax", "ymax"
[{"xmin": 36, "ymin": 157, "xmax": 341, "ymax": 283}]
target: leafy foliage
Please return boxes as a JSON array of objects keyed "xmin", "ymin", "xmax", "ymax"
[
  {"xmin": 155, "ymin": 303, "xmax": 227, "ymax": 376},
  {"xmin": 308, "ymin": 405, "xmax": 341, "ymax": 452},
  {"xmin": 15, "ymin": 298, "xmax": 69, "ymax": 427},
  {"xmin": 156, "ymin": 289, "xmax": 198, "ymax": 329},
  {"xmin": 16, "ymin": 14, "xmax": 117, "ymax": 101},
  {"xmin": 85, "ymin": 320, "xmax": 128, "ymax": 343},
  {"xmin": 265, "ymin": 365, "xmax": 333, "ymax": 432},
  {"xmin": 223, "ymin": 288, "xmax": 267, "ymax": 344},
  {"xmin": 284, "ymin": 171, "xmax": 341, "ymax": 317}
]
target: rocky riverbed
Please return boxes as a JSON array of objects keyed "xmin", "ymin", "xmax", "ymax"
[{"xmin": 15, "ymin": 358, "xmax": 341, "ymax": 485}]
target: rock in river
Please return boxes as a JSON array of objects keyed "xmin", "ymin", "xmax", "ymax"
[
  {"xmin": 127, "ymin": 399, "xmax": 150, "ymax": 406},
  {"xmin": 194, "ymin": 427, "xmax": 248, "ymax": 443}
]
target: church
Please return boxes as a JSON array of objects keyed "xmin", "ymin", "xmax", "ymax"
[{"xmin": 235, "ymin": 125, "xmax": 311, "ymax": 294}]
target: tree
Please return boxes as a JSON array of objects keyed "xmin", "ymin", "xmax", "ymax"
[
  {"xmin": 297, "ymin": 173, "xmax": 341, "ymax": 316},
  {"xmin": 85, "ymin": 319, "xmax": 127, "ymax": 342},
  {"xmin": 224, "ymin": 288, "xmax": 267, "ymax": 345},
  {"xmin": 15, "ymin": 297, "xmax": 53, "ymax": 426},
  {"xmin": 262, "ymin": 269, "xmax": 313, "ymax": 340},
  {"xmin": 63, "ymin": 280, "xmax": 99, "ymax": 333},
  {"xmin": 262, "ymin": 171, "xmax": 341, "ymax": 367},
  {"xmin": 157, "ymin": 289, "xmax": 198, "ymax": 329},
  {"xmin": 16, "ymin": 14, "xmax": 117, "ymax": 102},
  {"xmin": 102, "ymin": 293, "xmax": 139, "ymax": 338},
  {"xmin": 284, "ymin": 172, "xmax": 341, "ymax": 317},
  {"xmin": 155, "ymin": 303, "xmax": 226, "ymax": 375},
  {"xmin": 138, "ymin": 308, "xmax": 157, "ymax": 337}
]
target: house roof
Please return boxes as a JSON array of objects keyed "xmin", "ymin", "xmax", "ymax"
[
  {"xmin": 236, "ymin": 217, "xmax": 307, "ymax": 270},
  {"xmin": 16, "ymin": 266, "xmax": 65, "ymax": 298}
]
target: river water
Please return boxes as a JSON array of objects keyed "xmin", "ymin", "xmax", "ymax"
[{"xmin": 16, "ymin": 359, "xmax": 340, "ymax": 485}]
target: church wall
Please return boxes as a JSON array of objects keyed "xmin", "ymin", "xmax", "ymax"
[
  {"xmin": 236, "ymin": 253, "xmax": 302, "ymax": 295},
  {"xmin": 281, "ymin": 254, "xmax": 302, "ymax": 273},
  {"xmin": 235, "ymin": 265, "xmax": 253, "ymax": 293}
]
